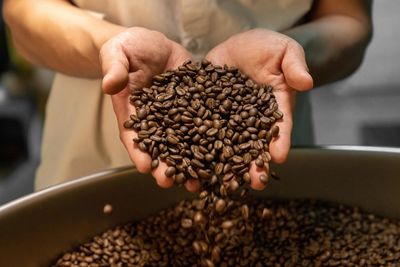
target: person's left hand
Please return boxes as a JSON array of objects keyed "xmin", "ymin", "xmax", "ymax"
[
  {"xmin": 100, "ymin": 27, "xmax": 201, "ymax": 192},
  {"xmin": 206, "ymin": 29, "xmax": 313, "ymax": 190}
]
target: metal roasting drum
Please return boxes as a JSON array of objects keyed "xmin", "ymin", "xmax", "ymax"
[{"xmin": 1, "ymin": 147, "xmax": 400, "ymax": 267}]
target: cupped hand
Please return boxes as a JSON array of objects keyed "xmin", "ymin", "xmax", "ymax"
[
  {"xmin": 100, "ymin": 27, "xmax": 199, "ymax": 192},
  {"xmin": 206, "ymin": 29, "xmax": 313, "ymax": 190}
]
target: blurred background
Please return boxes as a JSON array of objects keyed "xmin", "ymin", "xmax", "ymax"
[{"xmin": 0, "ymin": 1, "xmax": 399, "ymax": 205}]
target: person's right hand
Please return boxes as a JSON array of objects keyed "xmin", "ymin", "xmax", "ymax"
[
  {"xmin": 100, "ymin": 27, "xmax": 200, "ymax": 192},
  {"xmin": 206, "ymin": 29, "xmax": 313, "ymax": 191}
]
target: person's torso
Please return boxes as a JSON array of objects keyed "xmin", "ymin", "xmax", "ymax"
[{"xmin": 73, "ymin": 0, "xmax": 312, "ymax": 57}]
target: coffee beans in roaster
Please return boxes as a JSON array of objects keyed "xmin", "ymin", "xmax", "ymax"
[{"xmin": 54, "ymin": 199, "xmax": 400, "ymax": 267}]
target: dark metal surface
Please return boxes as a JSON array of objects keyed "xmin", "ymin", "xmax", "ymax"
[{"xmin": 1, "ymin": 147, "xmax": 400, "ymax": 267}]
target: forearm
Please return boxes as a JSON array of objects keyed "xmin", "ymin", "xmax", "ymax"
[
  {"xmin": 285, "ymin": 15, "xmax": 372, "ymax": 87},
  {"xmin": 3, "ymin": 0, "xmax": 126, "ymax": 78}
]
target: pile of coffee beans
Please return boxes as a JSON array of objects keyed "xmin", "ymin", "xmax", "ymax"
[
  {"xmin": 53, "ymin": 199, "xmax": 400, "ymax": 267},
  {"xmin": 124, "ymin": 59, "xmax": 282, "ymax": 190}
]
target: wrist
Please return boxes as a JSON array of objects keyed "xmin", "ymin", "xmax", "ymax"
[
  {"xmin": 91, "ymin": 24, "xmax": 127, "ymax": 53},
  {"xmin": 85, "ymin": 23, "xmax": 127, "ymax": 78}
]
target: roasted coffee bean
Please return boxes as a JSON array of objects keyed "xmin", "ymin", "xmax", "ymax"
[
  {"xmin": 151, "ymin": 159, "xmax": 159, "ymax": 169},
  {"xmin": 192, "ymin": 159, "xmax": 205, "ymax": 169},
  {"xmin": 231, "ymin": 155, "xmax": 243, "ymax": 164},
  {"xmin": 246, "ymin": 116, "xmax": 256, "ymax": 127},
  {"xmin": 138, "ymin": 142, "xmax": 147, "ymax": 152},
  {"xmin": 243, "ymin": 153, "xmax": 252, "ymax": 165},
  {"xmin": 193, "ymin": 211, "xmax": 206, "ymax": 225},
  {"xmin": 181, "ymin": 218, "xmax": 193, "ymax": 228},
  {"xmin": 215, "ymin": 199, "xmax": 227, "ymax": 214},
  {"xmin": 231, "ymin": 164, "xmax": 246, "ymax": 173},
  {"xmin": 204, "ymin": 259, "xmax": 215, "ymax": 267},
  {"xmin": 205, "ymin": 153, "xmax": 214, "ymax": 162},
  {"xmin": 239, "ymin": 142, "xmax": 251, "ymax": 151},
  {"xmin": 192, "ymin": 241, "xmax": 202, "ymax": 255},
  {"xmin": 166, "ymin": 135, "xmax": 179, "ymax": 145},
  {"xmin": 221, "ymin": 220, "xmax": 234, "ymax": 229},
  {"xmin": 187, "ymin": 166, "xmax": 199, "ymax": 179},
  {"xmin": 214, "ymin": 163, "xmax": 224, "ymax": 175},
  {"xmin": 243, "ymin": 172, "xmax": 251, "ymax": 184},
  {"xmin": 249, "ymin": 149, "xmax": 259, "ymax": 157},
  {"xmin": 206, "ymin": 128, "xmax": 218, "ymax": 137},
  {"xmin": 249, "ymin": 108, "xmax": 258, "ymax": 116},
  {"xmin": 214, "ymin": 140, "xmax": 223, "ymax": 150},
  {"xmin": 174, "ymin": 172, "xmax": 186, "ymax": 184},
  {"xmin": 192, "ymin": 134, "xmax": 201, "ymax": 143},
  {"xmin": 193, "ymin": 117, "xmax": 203, "ymax": 127},
  {"xmin": 165, "ymin": 157, "xmax": 176, "ymax": 168},
  {"xmin": 270, "ymin": 171, "xmax": 280, "ymax": 181},
  {"xmin": 137, "ymin": 108, "xmax": 148, "ymax": 119},
  {"xmin": 273, "ymin": 110, "xmax": 283, "ymax": 119},
  {"xmin": 253, "ymin": 140, "xmax": 264, "ymax": 151},
  {"xmin": 261, "ymin": 207, "xmax": 272, "ymax": 219},
  {"xmin": 228, "ymin": 179, "xmax": 239, "ymax": 192},
  {"xmin": 196, "ymin": 76, "xmax": 206, "ymax": 84},
  {"xmin": 212, "ymin": 120, "xmax": 222, "ymax": 129},
  {"xmin": 165, "ymin": 166, "xmax": 176, "ymax": 177},
  {"xmin": 271, "ymin": 125, "xmax": 279, "ymax": 137},
  {"xmin": 262, "ymin": 151, "xmax": 272, "ymax": 162},
  {"xmin": 222, "ymin": 146, "xmax": 234, "ymax": 158},
  {"xmin": 199, "ymin": 190, "xmax": 208, "ymax": 199},
  {"xmin": 198, "ymin": 169, "xmax": 212, "ymax": 180},
  {"xmin": 223, "ymin": 163, "xmax": 232, "ymax": 174},
  {"xmin": 222, "ymin": 99, "xmax": 232, "ymax": 110},
  {"xmin": 255, "ymin": 158, "xmax": 264, "ymax": 168},
  {"xmin": 259, "ymin": 174, "xmax": 269, "ymax": 184},
  {"xmin": 241, "ymin": 204, "xmax": 249, "ymax": 220},
  {"xmin": 193, "ymin": 151, "xmax": 204, "ymax": 161},
  {"xmin": 219, "ymin": 184, "xmax": 228, "ymax": 197},
  {"xmin": 123, "ymin": 120, "xmax": 134, "ymax": 129},
  {"xmin": 211, "ymin": 246, "xmax": 221, "ymax": 263}
]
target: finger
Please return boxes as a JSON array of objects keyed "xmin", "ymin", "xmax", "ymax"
[
  {"xmin": 281, "ymin": 41, "xmax": 313, "ymax": 91},
  {"xmin": 249, "ymin": 161, "xmax": 269, "ymax": 191},
  {"xmin": 100, "ymin": 43, "xmax": 130, "ymax": 95},
  {"xmin": 152, "ymin": 161, "xmax": 174, "ymax": 188},
  {"xmin": 168, "ymin": 42, "xmax": 193, "ymax": 69},
  {"xmin": 269, "ymin": 89, "xmax": 295, "ymax": 163},
  {"xmin": 111, "ymin": 93, "xmax": 152, "ymax": 173},
  {"xmin": 185, "ymin": 179, "xmax": 201, "ymax": 193},
  {"xmin": 120, "ymin": 131, "xmax": 152, "ymax": 173},
  {"xmin": 120, "ymin": 129, "xmax": 152, "ymax": 173},
  {"xmin": 205, "ymin": 45, "xmax": 235, "ymax": 67}
]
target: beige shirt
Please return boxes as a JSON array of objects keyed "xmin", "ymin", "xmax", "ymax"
[{"xmin": 36, "ymin": 0, "xmax": 313, "ymax": 190}]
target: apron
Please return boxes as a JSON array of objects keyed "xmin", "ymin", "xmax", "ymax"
[{"xmin": 36, "ymin": 0, "xmax": 314, "ymax": 190}]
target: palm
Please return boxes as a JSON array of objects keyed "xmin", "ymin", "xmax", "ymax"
[
  {"xmin": 100, "ymin": 28, "xmax": 195, "ymax": 190},
  {"xmin": 206, "ymin": 29, "xmax": 313, "ymax": 190}
]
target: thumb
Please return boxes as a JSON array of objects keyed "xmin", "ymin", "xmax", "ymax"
[
  {"xmin": 282, "ymin": 41, "xmax": 313, "ymax": 91},
  {"xmin": 100, "ymin": 43, "xmax": 129, "ymax": 95}
]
